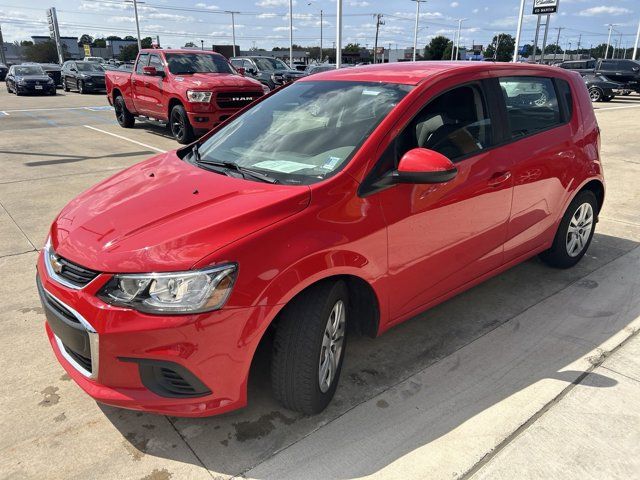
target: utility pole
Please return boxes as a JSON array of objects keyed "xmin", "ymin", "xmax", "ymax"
[
  {"xmin": 453, "ymin": 18, "xmax": 466, "ymax": 60},
  {"xmin": 200, "ymin": 39, "xmax": 204, "ymax": 50},
  {"xmin": 0, "ymin": 23, "xmax": 6, "ymax": 65},
  {"xmin": 494, "ymin": 34, "xmax": 501, "ymax": 60},
  {"xmin": 336, "ymin": 0, "xmax": 342, "ymax": 68},
  {"xmin": 133, "ymin": 0, "xmax": 142, "ymax": 51},
  {"xmin": 320, "ymin": 9, "xmax": 323, "ymax": 62},
  {"xmin": 576, "ymin": 33, "xmax": 581, "ymax": 57},
  {"xmin": 411, "ymin": 0, "xmax": 425, "ymax": 62},
  {"xmin": 541, "ymin": 15, "xmax": 550, "ymax": 63},
  {"xmin": 617, "ymin": 32, "xmax": 622, "ymax": 59},
  {"xmin": 226, "ymin": 11, "xmax": 239, "ymax": 57},
  {"xmin": 513, "ymin": 0, "xmax": 526, "ymax": 62},
  {"xmin": 373, "ymin": 13, "xmax": 384, "ymax": 64},
  {"xmin": 289, "ymin": 0, "xmax": 293, "ymax": 66},
  {"xmin": 604, "ymin": 24, "xmax": 614, "ymax": 59},
  {"xmin": 634, "ymin": 18, "xmax": 640, "ymax": 60},
  {"xmin": 552, "ymin": 27, "xmax": 562, "ymax": 64},
  {"xmin": 532, "ymin": 15, "xmax": 541, "ymax": 63}
]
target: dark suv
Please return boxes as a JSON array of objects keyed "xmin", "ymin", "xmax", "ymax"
[
  {"xmin": 61, "ymin": 60, "xmax": 106, "ymax": 93},
  {"xmin": 559, "ymin": 59, "xmax": 596, "ymax": 75},
  {"xmin": 230, "ymin": 56, "xmax": 304, "ymax": 91}
]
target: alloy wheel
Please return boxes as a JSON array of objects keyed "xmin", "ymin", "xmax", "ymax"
[
  {"xmin": 318, "ymin": 300, "xmax": 346, "ymax": 393},
  {"xmin": 566, "ymin": 203, "xmax": 593, "ymax": 257},
  {"xmin": 589, "ymin": 88, "xmax": 601, "ymax": 102},
  {"xmin": 171, "ymin": 111, "xmax": 185, "ymax": 140}
]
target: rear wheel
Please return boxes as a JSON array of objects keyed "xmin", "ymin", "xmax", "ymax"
[
  {"xmin": 169, "ymin": 104, "xmax": 194, "ymax": 144},
  {"xmin": 271, "ymin": 280, "xmax": 348, "ymax": 414},
  {"xmin": 588, "ymin": 87, "xmax": 603, "ymax": 102},
  {"xmin": 114, "ymin": 96, "xmax": 135, "ymax": 128},
  {"xmin": 539, "ymin": 190, "xmax": 597, "ymax": 269},
  {"xmin": 63, "ymin": 78, "xmax": 70, "ymax": 92}
]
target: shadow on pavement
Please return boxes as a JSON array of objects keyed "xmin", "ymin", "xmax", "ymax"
[{"xmin": 103, "ymin": 232, "xmax": 638, "ymax": 478}]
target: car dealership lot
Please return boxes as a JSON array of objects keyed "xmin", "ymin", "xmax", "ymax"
[{"xmin": 1, "ymin": 89, "xmax": 639, "ymax": 479}]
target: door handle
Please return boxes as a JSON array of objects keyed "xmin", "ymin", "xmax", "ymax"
[{"xmin": 488, "ymin": 171, "xmax": 512, "ymax": 187}]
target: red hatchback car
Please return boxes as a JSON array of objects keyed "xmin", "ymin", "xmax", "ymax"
[{"xmin": 38, "ymin": 62, "xmax": 604, "ymax": 416}]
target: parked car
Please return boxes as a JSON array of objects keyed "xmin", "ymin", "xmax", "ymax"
[
  {"xmin": 84, "ymin": 56, "xmax": 105, "ymax": 64},
  {"xmin": 291, "ymin": 61, "xmax": 307, "ymax": 71},
  {"xmin": 105, "ymin": 49, "xmax": 265, "ymax": 143},
  {"xmin": 595, "ymin": 59, "xmax": 640, "ymax": 93},
  {"xmin": 304, "ymin": 64, "xmax": 336, "ymax": 76},
  {"xmin": 5, "ymin": 64, "xmax": 56, "ymax": 95},
  {"xmin": 582, "ymin": 73, "xmax": 621, "ymax": 102},
  {"xmin": 38, "ymin": 62, "xmax": 604, "ymax": 417},
  {"xmin": 62, "ymin": 61, "xmax": 106, "ymax": 93},
  {"xmin": 0, "ymin": 63, "xmax": 8, "ymax": 81},
  {"xmin": 559, "ymin": 59, "xmax": 596, "ymax": 75},
  {"xmin": 230, "ymin": 56, "xmax": 305, "ymax": 91}
]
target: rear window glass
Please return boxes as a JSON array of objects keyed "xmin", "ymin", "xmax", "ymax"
[
  {"xmin": 499, "ymin": 76, "xmax": 561, "ymax": 138},
  {"xmin": 556, "ymin": 79, "xmax": 573, "ymax": 121}
]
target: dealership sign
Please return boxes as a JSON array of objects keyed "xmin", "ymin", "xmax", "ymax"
[{"xmin": 532, "ymin": 0, "xmax": 558, "ymax": 14}]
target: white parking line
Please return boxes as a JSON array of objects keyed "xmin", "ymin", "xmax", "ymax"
[
  {"xmin": 595, "ymin": 104, "xmax": 640, "ymax": 112},
  {"xmin": 83, "ymin": 125, "xmax": 166, "ymax": 153},
  {"xmin": 0, "ymin": 111, "xmax": 9, "ymax": 116},
  {"xmin": 1, "ymin": 106, "xmax": 111, "ymax": 113}
]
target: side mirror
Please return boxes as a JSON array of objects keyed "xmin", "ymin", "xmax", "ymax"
[
  {"xmin": 143, "ymin": 65, "xmax": 163, "ymax": 76},
  {"xmin": 236, "ymin": 67, "xmax": 246, "ymax": 75},
  {"xmin": 392, "ymin": 148, "xmax": 457, "ymax": 184}
]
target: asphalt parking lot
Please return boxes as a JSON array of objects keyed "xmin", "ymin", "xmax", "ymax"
[{"xmin": 1, "ymin": 88, "xmax": 639, "ymax": 480}]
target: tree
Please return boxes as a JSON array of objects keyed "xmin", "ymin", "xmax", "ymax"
[
  {"xmin": 24, "ymin": 40, "xmax": 59, "ymax": 63},
  {"xmin": 93, "ymin": 38, "xmax": 106, "ymax": 48},
  {"xmin": 484, "ymin": 34, "xmax": 515, "ymax": 62},
  {"xmin": 141, "ymin": 37, "xmax": 153, "ymax": 48},
  {"xmin": 344, "ymin": 43, "xmax": 361, "ymax": 53},
  {"xmin": 124, "ymin": 35, "xmax": 136, "ymax": 41},
  {"xmin": 106, "ymin": 35, "xmax": 122, "ymax": 41},
  {"xmin": 591, "ymin": 43, "xmax": 608, "ymax": 59},
  {"xmin": 119, "ymin": 44, "xmax": 139, "ymax": 62},
  {"xmin": 20, "ymin": 40, "xmax": 34, "ymax": 46},
  {"xmin": 184, "ymin": 41, "xmax": 197, "ymax": 48},
  {"xmin": 544, "ymin": 44, "xmax": 562, "ymax": 54},
  {"xmin": 424, "ymin": 36, "xmax": 451, "ymax": 60},
  {"xmin": 78, "ymin": 34, "xmax": 94, "ymax": 47}
]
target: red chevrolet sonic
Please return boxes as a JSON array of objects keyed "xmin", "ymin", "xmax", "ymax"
[{"xmin": 38, "ymin": 62, "xmax": 604, "ymax": 416}]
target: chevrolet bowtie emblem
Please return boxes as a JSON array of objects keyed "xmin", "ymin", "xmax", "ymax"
[{"xmin": 50, "ymin": 254, "xmax": 64, "ymax": 274}]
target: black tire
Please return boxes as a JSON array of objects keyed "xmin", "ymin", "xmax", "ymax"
[
  {"xmin": 169, "ymin": 104, "xmax": 194, "ymax": 144},
  {"xmin": 539, "ymin": 190, "xmax": 598, "ymax": 269},
  {"xmin": 63, "ymin": 79, "xmax": 70, "ymax": 92},
  {"xmin": 6, "ymin": 83, "xmax": 11, "ymax": 93},
  {"xmin": 271, "ymin": 280, "xmax": 348, "ymax": 414},
  {"xmin": 78, "ymin": 80, "xmax": 85, "ymax": 94},
  {"xmin": 588, "ymin": 87, "xmax": 603, "ymax": 102},
  {"xmin": 602, "ymin": 95, "xmax": 613, "ymax": 102},
  {"xmin": 114, "ymin": 96, "xmax": 135, "ymax": 128}
]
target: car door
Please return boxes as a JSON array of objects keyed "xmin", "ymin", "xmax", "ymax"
[
  {"xmin": 144, "ymin": 53, "xmax": 167, "ymax": 119},
  {"xmin": 131, "ymin": 53, "xmax": 150, "ymax": 113},
  {"xmin": 363, "ymin": 78, "xmax": 514, "ymax": 321},
  {"xmin": 495, "ymin": 75, "xmax": 578, "ymax": 262}
]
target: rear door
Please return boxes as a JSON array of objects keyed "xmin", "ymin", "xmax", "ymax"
[
  {"xmin": 131, "ymin": 53, "xmax": 150, "ymax": 113},
  {"xmin": 496, "ymin": 75, "xmax": 578, "ymax": 262}
]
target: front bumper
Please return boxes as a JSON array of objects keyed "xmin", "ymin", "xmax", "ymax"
[
  {"xmin": 37, "ymin": 252, "xmax": 267, "ymax": 417},
  {"xmin": 16, "ymin": 84, "xmax": 56, "ymax": 94}
]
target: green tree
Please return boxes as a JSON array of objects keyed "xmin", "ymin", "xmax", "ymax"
[
  {"xmin": 78, "ymin": 34, "xmax": 94, "ymax": 47},
  {"xmin": 484, "ymin": 34, "xmax": 514, "ymax": 62},
  {"xmin": 544, "ymin": 44, "xmax": 562, "ymax": 54},
  {"xmin": 20, "ymin": 40, "xmax": 34, "ymax": 46},
  {"xmin": 24, "ymin": 41, "xmax": 59, "ymax": 63},
  {"xmin": 344, "ymin": 43, "xmax": 361, "ymax": 53},
  {"xmin": 93, "ymin": 38, "xmax": 107, "ymax": 48},
  {"xmin": 141, "ymin": 37, "xmax": 153, "ymax": 48},
  {"xmin": 124, "ymin": 35, "xmax": 136, "ymax": 41},
  {"xmin": 591, "ymin": 43, "xmax": 608, "ymax": 59},
  {"xmin": 106, "ymin": 35, "xmax": 122, "ymax": 41},
  {"xmin": 424, "ymin": 35, "xmax": 451, "ymax": 60},
  {"xmin": 119, "ymin": 44, "xmax": 139, "ymax": 62},
  {"xmin": 184, "ymin": 41, "xmax": 197, "ymax": 48}
]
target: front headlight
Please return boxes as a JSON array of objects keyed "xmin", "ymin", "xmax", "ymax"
[
  {"xmin": 97, "ymin": 264, "xmax": 237, "ymax": 314},
  {"xmin": 186, "ymin": 90, "xmax": 213, "ymax": 103},
  {"xmin": 47, "ymin": 78, "xmax": 54, "ymax": 84},
  {"xmin": 18, "ymin": 79, "xmax": 26, "ymax": 85}
]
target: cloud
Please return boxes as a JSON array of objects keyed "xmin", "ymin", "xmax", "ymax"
[
  {"xmin": 349, "ymin": 1, "xmax": 370, "ymax": 6},
  {"xmin": 578, "ymin": 6, "xmax": 631, "ymax": 16},
  {"xmin": 273, "ymin": 26, "xmax": 298, "ymax": 31},
  {"xmin": 195, "ymin": 2, "xmax": 219, "ymax": 10},
  {"xmin": 257, "ymin": 12, "xmax": 278, "ymax": 18},
  {"xmin": 392, "ymin": 11, "xmax": 443, "ymax": 19},
  {"xmin": 256, "ymin": 0, "xmax": 297, "ymax": 7},
  {"xmin": 450, "ymin": 2, "xmax": 459, "ymax": 7},
  {"xmin": 472, "ymin": 8, "xmax": 479, "ymax": 13},
  {"xmin": 108, "ymin": 16, "xmax": 137, "ymax": 23},
  {"xmin": 147, "ymin": 12, "xmax": 193, "ymax": 21}
]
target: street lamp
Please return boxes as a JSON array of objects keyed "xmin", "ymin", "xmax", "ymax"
[
  {"xmin": 411, "ymin": 0, "xmax": 425, "ymax": 62},
  {"xmin": 336, "ymin": 0, "xmax": 342, "ymax": 68},
  {"xmin": 225, "ymin": 11, "xmax": 239, "ymax": 57},
  {"xmin": 453, "ymin": 18, "xmax": 467, "ymax": 60},
  {"xmin": 200, "ymin": 39, "xmax": 204, "ymax": 50},
  {"xmin": 125, "ymin": 0, "xmax": 144, "ymax": 51}
]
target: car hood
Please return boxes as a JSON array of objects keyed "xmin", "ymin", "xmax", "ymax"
[
  {"xmin": 172, "ymin": 73, "xmax": 262, "ymax": 89},
  {"xmin": 51, "ymin": 152, "xmax": 311, "ymax": 273},
  {"xmin": 16, "ymin": 75, "xmax": 52, "ymax": 82},
  {"xmin": 80, "ymin": 72, "xmax": 105, "ymax": 78}
]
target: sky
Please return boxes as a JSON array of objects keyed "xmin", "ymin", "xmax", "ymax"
[{"xmin": 1, "ymin": 0, "xmax": 639, "ymax": 52}]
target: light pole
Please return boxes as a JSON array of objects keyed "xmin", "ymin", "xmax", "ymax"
[
  {"xmin": 320, "ymin": 9, "xmax": 323, "ymax": 62},
  {"xmin": 289, "ymin": 0, "xmax": 294, "ymax": 67},
  {"xmin": 336, "ymin": 0, "xmax": 342, "ymax": 68},
  {"xmin": 634, "ymin": 18, "xmax": 640, "ymax": 60},
  {"xmin": 454, "ymin": 18, "xmax": 467, "ymax": 60},
  {"xmin": 604, "ymin": 24, "xmax": 615, "ymax": 59},
  {"xmin": 226, "ymin": 11, "xmax": 238, "ymax": 57},
  {"xmin": 129, "ymin": 0, "xmax": 143, "ymax": 51},
  {"xmin": 513, "ymin": 0, "xmax": 526, "ymax": 62},
  {"xmin": 411, "ymin": 0, "xmax": 425, "ymax": 62}
]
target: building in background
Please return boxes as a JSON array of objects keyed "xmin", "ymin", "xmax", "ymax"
[{"xmin": 31, "ymin": 35, "xmax": 81, "ymax": 59}]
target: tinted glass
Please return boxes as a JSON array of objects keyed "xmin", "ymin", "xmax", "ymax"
[
  {"xmin": 165, "ymin": 53, "xmax": 232, "ymax": 74},
  {"xmin": 254, "ymin": 57, "xmax": 288, "ymax": 71},
  {"xmin": 76, "ymin": 62, "xmax": 103, "ymax": 72},
  {"xmin": 499, "ymin": 77, "xmax": 561, "ymax": 138},
  {"xmin": 556, "ymin": 79, "xmax": 573, "ymax": 121},
  {"xmin": 197, "ymin": 81, "xmax": 411, "ymax": 184},
  {"xmin": 136, "ymin": 54, "xmax": 149, "ymax": 74},
  {"xmin": 14, "ymin": 66, "xmax": 45, "ymax": 75},
  {"xmin": 149, "ymin": 54, "xmax": 164, "ymax": 72}
]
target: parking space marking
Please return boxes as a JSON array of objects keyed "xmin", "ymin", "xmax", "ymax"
[
  {"xmin": 83, "ymin": 125, "xmax": 166, "ymax": 153},
  {"xmin": 0, "ymin": 111, "xmax": 9, "ymax": 116},
  {"xmin": 595, "ymin": 104, "xmax": 640, "ymax": 112},
  {"xmin": 1, "ymin": 106, "xmax": 110, "ymax": 114}
]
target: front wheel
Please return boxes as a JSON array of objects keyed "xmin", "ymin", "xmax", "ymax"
[
  {"xmin": 271, "ymin": 280, "xmax": 348, "ymax": 414},
  {"xmin": 114, "ymin": 96, "xmax": 135, "ymax": 128},
  {"xmin": 63, "ymin": 79, "xmax": 70, "ymax": 92},
  {"xmin": 169, "ymin": 104, "xmax": 194, "ymax": 144},
  {"xmin": 539, "ymin": 190, "xmax": 597, "ymax": 269}
]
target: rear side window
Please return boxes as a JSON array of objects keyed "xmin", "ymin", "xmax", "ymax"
[
  {"xmin": 499, "ymin": 77, "xmax": 560, "ymax": 138},
  {"xmin": 555, "ymin": 79, "xmax": 573, "ymax": 121}
]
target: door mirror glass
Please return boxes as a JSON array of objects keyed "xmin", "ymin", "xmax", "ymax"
[
  {"xmin": 394, "ymin": 148, "xmax": 457, "ymax": 184},
  {"xmin": 143, "ymin": 65, "xmax": 159, "ymax": 76}
]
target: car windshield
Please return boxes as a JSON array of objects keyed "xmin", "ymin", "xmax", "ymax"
[
  {"xmin": 15, "ymin": 66, "xmax": 45, "ymax": 75},
  {"xmin": 254, "ymin": 57, "xmax": 289, "ymax": 71},
  {"xmin": 77, "ymin": 62, "xmax": 103, "ymax": 72},
  {"xmin": 195, "ymin": 81, "xmax": 412, "ymax": 185},
  {"xmin": 165, "ymin": 53, "xmax": 233, "ymax": 75}
]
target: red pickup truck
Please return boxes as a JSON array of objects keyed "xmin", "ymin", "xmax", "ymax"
[{"xmin": 106, "ymin": 49, "xmax": 266, "ymax": 143}]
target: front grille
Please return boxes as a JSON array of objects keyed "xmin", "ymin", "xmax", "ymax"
[
  {"xmin": 216, "ymin": 91, "xmax": 262, "ymax": 109},
  {"xmin": 158, "ymin": 367, "xmax": 199, "ymax": 396},
  {"xmin": 43, "ymin": 290, "xmax": 80, "ymax": 324},
  {"xmin": 64, "ymin": 345, "xmax": 92, "ymax": 372},
  {"xmin": 55, "ymin": 256, "xmax": 99, "ymax": 288}
]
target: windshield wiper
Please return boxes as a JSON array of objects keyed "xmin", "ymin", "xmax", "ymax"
[{"xmin": 191, "ymin": 145, "xmax": 278, "ymax": 184}]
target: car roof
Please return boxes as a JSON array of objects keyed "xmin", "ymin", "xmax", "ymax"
[
  {"xmin": 302, "ymin": 61, "xmax": 569, "ymax": 86},
  {"xmin": 140, "ymin": 49, "xmax": 226, "ymax": 57}
]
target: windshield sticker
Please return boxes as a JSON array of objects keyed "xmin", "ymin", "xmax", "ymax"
[
  {"xmin": 321, "ymin": 156, "xmax": 341, "ymax": 170},
  {"xmin": 253, "ymin": 160, "xmax": 315, "ymax": 173}
]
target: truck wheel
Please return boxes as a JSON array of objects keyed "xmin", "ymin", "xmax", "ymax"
[
  {"xmin": 170, "ymin": 105, "xmax": 194, "ymax": 144},
  {"xmin": 114, "ymin": 96, "xmax": 135, "ymax": 128},
  {"xmin": 271, "ymin": 280, "xmax": 348, "ymax": 414},
  {"xmin": 539, "ymin": 190, "xmax": 597, "ymax": 269}
]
